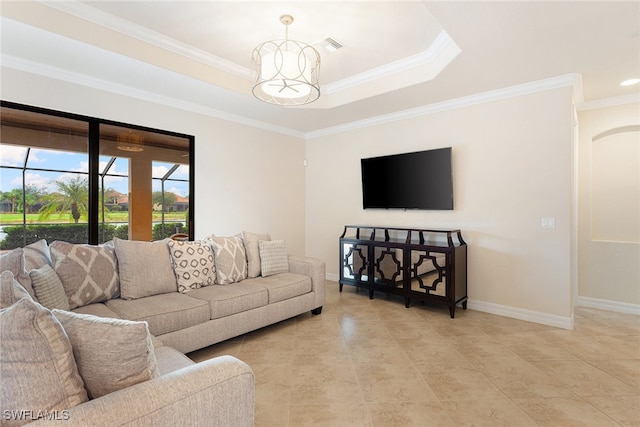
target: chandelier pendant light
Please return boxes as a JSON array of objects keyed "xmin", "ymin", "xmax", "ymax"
[{"xmin": 251, "ymin": 14, "xmax": 321, "ymax": 106}]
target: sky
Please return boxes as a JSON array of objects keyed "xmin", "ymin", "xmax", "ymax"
[{"xmin": 0, "ymin": 145, "xmax": 189, "ymax": 197}]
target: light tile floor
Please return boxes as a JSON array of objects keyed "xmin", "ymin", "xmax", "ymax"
[{"xmin": 188, "ymin": 281, "xmax": 640, "ymax": 426}]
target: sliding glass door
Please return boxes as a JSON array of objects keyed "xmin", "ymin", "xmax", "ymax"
[{"xmin": 0, "ymin": 102, "xmax": 193, "ymax": 250}]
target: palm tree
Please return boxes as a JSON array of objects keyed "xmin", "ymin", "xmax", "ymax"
[{"xmin": 39, "ymin": 176, "xmax": 88, "ymax": 223}]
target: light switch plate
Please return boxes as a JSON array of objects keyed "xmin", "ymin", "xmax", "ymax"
[{"xmin": 541, "ymin": 217, "xmax": 556, "ymax": 229}]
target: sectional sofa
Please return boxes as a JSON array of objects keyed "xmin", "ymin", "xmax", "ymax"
[{"xmin": 0, "ymin": 232, "xmax": 326, "ymax": 426}]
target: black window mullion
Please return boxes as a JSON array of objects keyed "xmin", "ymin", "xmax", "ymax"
[
  {"xmin": 88, "ymin": 121, "xmax": 100, "ymax": 244},
  {"xmin": 188, "ymin": 135, "xmax": 195, "ymax": 240}
]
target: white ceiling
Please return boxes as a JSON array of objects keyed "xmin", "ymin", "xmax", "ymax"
[{"xmin": 1, "ymin": 1, "xmax": 639, "ymax": 137}]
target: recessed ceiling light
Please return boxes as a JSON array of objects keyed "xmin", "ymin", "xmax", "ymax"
[{"xmin": 620, "ymin": 78, "xmax": 640, "ymax": 86}]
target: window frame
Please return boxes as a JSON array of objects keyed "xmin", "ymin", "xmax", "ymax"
[{"xmin": 0, "ymin": 100, "xmax": 195, "ymax": 245}]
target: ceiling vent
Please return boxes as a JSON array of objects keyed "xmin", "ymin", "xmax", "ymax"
[{"xmin": 321, "ymin": 37, "xmax": 344, "ymax": 53}]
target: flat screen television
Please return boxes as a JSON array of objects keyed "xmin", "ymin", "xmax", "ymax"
[{"xmin": 361, "ymin": 147, "xmax": 453, "ymax": 210}]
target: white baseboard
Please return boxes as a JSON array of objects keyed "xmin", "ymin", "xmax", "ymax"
[
  {"xmin": 326, "ymin": 273, "xmax": 340, "ymax": 282},
  {"xmin": 576, "ymin": 296, "xmax": 640, "ymax": 316},
  {"xmin": 467, "ymin": 299, "xmax": 574, "ymax": 330},
  {"xmin": 325, "ymin": 274, "xmax": 574, "ymax": 329}
]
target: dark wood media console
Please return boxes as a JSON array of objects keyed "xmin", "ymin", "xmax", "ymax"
[{"xmin": 339, "ymin": 225, "xmax": 468, "ymax": 318}]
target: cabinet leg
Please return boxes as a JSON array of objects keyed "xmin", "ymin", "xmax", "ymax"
[
  {"xmin": 449, "ymin": 305, "xmax": 455, "ymax": 318},
  {"xmin": 339, "ymin": 283, "xmax": 343, "ymax": 292},
  {"xmin": 462, "ymin": 300, "xmax": 468, "ymax": 310},
  {"xmin": 369, "ymin": 289, "xmax": 374, "ymax": 299},
  {"xmin": 405, "ymin": 297, "xmax": 410, "ymax": 308}
]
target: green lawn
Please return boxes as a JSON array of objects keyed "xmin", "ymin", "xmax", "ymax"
[{"xmin": 0, "ymin": 212, "xmax": 187, "ymax": 225}]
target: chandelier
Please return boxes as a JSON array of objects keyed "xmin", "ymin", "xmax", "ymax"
[
  {"xmin": 116, "ymin": 131, "xmax": 144, "ymax": 152},
  {"xmin": 251, "ymin": 15, "xmax": 321, "ymax": 106}
]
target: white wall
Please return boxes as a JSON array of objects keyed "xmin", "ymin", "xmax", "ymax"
[
  {"xmin": 2, "ymin": 65, "xmax": 582, "ymax": 325},
  {"xmin": 577, "ymin": 103, "xmax": 640, "ymax": 311},
  {"xmin": 305, "ymin": 87, "xmax": 575, "ymax": 324},
  {"xmin": 0, "ymin": 68, "xmax": 307, "ymax": 254}
]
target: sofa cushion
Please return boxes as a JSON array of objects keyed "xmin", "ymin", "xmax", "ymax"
[
  {"xmin": 0, "ymin": 271, "xmax": 32, "ymax": 309},
  {"xmin": 259, "ymin": 239, "xmax": 289, "ymax": 277},
  {"xmin": 246, "ymin": 272, "xmax": 312, "ymax": 304},
  {"xmin": 105, "ymin": 293, "xmax": 210, "ymax": 336},
  {"xmin": 211, "ymin": 235, "xmax": 248, "ymax": 285},
  {"xmin": 50, "ymin": 241, "xmax": 120, "ymax": 309},
  {"xmin": 154, "ymin": 345, "xmax": 195, "ymax": 376},
  {"xmin": 114, "ymin": 238, "xmax": 177, "ymax": 299},
  {"xmin": 188, "ymin": 282, "xmax": 268, "ymax": 320},
  {"xmin": 72, "ymin": 302, "xmax": 122, "ymax": 319},
  {"xmin": 242, "ymin": 231, "xmax": 271, "ymax": 278},
  {"xmin": 167, "ymin": 239, "xmax": 216, "ymax": 292},
  {"xmin": 52, "ymin": 310, "xmax": 160, "ymax": 399},
  {"xmin": 0, "ymin": 298, "xmax": 88, "ymax": 417},
  {"xmin": 29, "ymin": 264, "xmax": 70, "ymax": 311}
]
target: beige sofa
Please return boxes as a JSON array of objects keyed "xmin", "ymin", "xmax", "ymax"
[{"xmin": 0, "ymin": 232, "xmax": 326, "ymax": 426}]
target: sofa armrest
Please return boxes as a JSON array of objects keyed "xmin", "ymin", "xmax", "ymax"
[
  {"xmin": 28, "ymin": 356, "xmax": 254, "ymax": 427},
  {"xmin": 288, "ymin": 255, "xmax": 325, "ymax": 311}
]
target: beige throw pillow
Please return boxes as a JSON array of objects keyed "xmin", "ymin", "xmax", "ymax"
[
  {"xmin": 0, "ymin": 298, "xmax": 88, "ymax": 418},
  {"xmin": 114, "ymin": 238, "xmax": 177, "ymax": 299},
  {"xmin": 0, "ymin": 240, "xmax": 51, "ymax": 300},
  {"xmin": 50, "ymin": 241, "xmax": 120, "ymax": 309},
  {"xmin": 167, "ymin": 240, "xmax": 216, "ymax": 292},
  {"xmin": 30, "ymin": 264, "xmax": 71, "ymax": 311},
  {"xmin": 259, "ymin": 240, "xmax": 289, "ymax": 277},
  {"xmin": 210, "ymin": 236, "xmax": 248, "ymax": 285},
  {"xmin": 0, "ymin": 271, "xmax": 32, "ymax": 309},
  {"xmin": 52, "ymin": 310, "xmax": 160, "ymax": 399},
  {"xmin": 0, "ymin": 248, "xmax": 33, "ymax": 300},
  {"xmin": 242, "ymin": 231, "xmax": 271, "ymax": 278}
]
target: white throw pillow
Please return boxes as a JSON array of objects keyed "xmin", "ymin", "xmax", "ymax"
[{"xmin": 259, "ymin": 240, "xmax": 289, "ymax": 277}]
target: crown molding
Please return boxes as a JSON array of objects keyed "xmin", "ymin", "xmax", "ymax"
[
  {"xmin": 578, "ymin": 92, "xmax": 640, "ymax": 111},
  {"xmin": 1, "ymin": 54, "xmax": 304, "ymax": 138},
  {"xmin": 323, "ymin": 30, "xmax": 457, "ymax": 95},
  {"xmin": 37, "ymin": 0, "xmax": 250, "ymax": 80},
  {"xmin": 306, "ymin": 74, "xmax": 580, "ymax": 138},
  {"xmin": 37, "ymin": 0, "xmax": 458, "ymax": 105},
  {"xmin": 3, "ymin": 48, "xmax": 582, "ymax": 141}
]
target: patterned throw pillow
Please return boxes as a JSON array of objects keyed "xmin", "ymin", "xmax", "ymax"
[
  {"xmin": 29, "ymin": 264, "xmax": 71, "ymax": 311},
  {"xmin": 52, "ymin": 309, "xmax": 160, "ymax": 400},
  {"xmin": 259, "ymin": 240, "xmax": 289, "ymax": 277},
  {"xmin": 0, "ymin": 298, "xmax": 88, "ymax": 415},
  {"xmin": 210, "ymin": 236, "xmax": 248, "ymax": 285},
  {"xmin": 50, "ymin": 241, "xmax": 120, "ymax": 310},
  {"xmin": 167, "ymin": 240, "xmax": 216, "ymax": 293},
  {"xmin": 242, "ymin": 231, "xmax": 271, "ymax": 278}
]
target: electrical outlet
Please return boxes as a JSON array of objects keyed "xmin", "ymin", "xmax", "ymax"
[{"xmin": 541, "ymin": 217, "xmax": 556, "ymax": 229}]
